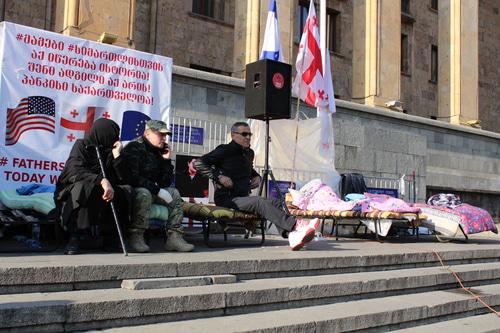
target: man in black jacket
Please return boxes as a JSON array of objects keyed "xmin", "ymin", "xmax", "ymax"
[
  {"xmin": 194, "ymin": 122, "xmax": 318, "ymax": 251},
  {"xmin": 122, "ymin": 120, "xmax": 194, "ymax": 252}
]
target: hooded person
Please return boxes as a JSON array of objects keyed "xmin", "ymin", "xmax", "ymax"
[{"xmin": 54, "ymin": 118, "xmax": 131, "ymax": 254}]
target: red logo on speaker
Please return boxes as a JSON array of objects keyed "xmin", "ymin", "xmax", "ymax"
[{"xmin": 272, "ymin": 73, "xmax": 285, "ymax": 89}]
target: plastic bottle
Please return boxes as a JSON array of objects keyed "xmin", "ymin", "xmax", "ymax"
[
  {"xmin": 31, "ymin": 223, "xmax": 42, "ymax": 248},
  {"xmin": 32, "ymin": 223, "xmax": 40, "ymax": 242}
]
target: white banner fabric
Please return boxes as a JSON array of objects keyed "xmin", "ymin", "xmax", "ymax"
[{"xmin": 0, "ymin": 22, "xmax": 172, "ymax": 189}]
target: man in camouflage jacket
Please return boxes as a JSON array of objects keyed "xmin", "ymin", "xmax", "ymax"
[{"xmin": 122, "ymin": 120, "xmax": 194, "ymax": 252}]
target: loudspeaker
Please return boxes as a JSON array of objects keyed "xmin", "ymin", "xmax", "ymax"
[{"xmin": 245, "ymin": 59, "xmax": 291, "ymax": 120}]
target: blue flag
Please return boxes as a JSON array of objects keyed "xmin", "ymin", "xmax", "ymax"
[
  {"xmin": 259, "ymin": 0, "xmax": 283, "ymax": 61},
  {"xmin": 120, "ymin": 111, "xmax": 151, "ymax": 141}
]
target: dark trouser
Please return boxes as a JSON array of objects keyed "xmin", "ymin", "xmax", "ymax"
[
  {"xmin": 231, "ymin": 196, "xmax": 296, "ymax": 232},
  {"xmin": 64, "ymin": 183, "xmax": 130, "ymax": 242}
]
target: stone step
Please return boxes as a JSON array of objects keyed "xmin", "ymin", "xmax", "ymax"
[
  {"xmin": 121, "ymin": 274, "xmax": 237, "ymax": 290},
  {"xmin": 1, "ymin": 246, "xmax": 499, "ymax": 294},
  {"xmin": 389, "ymin": 313, "xmax": 500, "ymax": 333},
  {"xmin": 1, "ymin": 263, "xmax": 499, "ymax": 332},
  {"xmin": 87, "ymin": 285, "xmax": 500, "ymax": 333}
]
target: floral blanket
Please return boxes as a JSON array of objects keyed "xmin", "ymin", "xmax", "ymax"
[
  {"xmin": 414, "ymin": 202, "xmax": 497, "ymax": 235},
  {"xmin": 453, "ymin": 203, "xmax": 498, "ymax": 234}
]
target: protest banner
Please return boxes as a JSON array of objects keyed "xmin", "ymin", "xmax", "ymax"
[{"xmin": 0, "ymin": 22, "xmax": 172, "ymax": 189}]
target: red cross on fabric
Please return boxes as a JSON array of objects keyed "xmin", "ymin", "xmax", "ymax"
[
  {"xmin": 310, "ymin": 16, "xmax": 318, "ymax": 28},
  {"xmin": 318, "ymin": 90, "xmax": 325, "ymax": 100},
  {"xmin": 67, "ymin": 133, "xmax": 76, "ymax": 142},
  {"xmin": 70, "ymin": 109, "xmax": 79, "ymax": 118},
  {"xmin": 102, "ymin": 112, "xmax": 111, "ymax": 119},
  {"xmin": 301, "ymin": 29, "xmax": 323, "ymax": 85},
  {"xmin": 60, "ymin": 107, "xmax": 96, "ymax": 135}
]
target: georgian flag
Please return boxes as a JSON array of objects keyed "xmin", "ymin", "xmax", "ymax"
[
  {"xmin": 318, "ymin": 47, "xmax": 337, "ymax": 155},
  {"xmin": 292, "ymin": 0, "xmax": 329, "ymax": 109},
  {"xmin": 59, "ymin": 104, "xmax": 110, "ymax": 144},
  {"xmin": 259, "ymin": 0, "xmax": 283, "ymax": 62}
]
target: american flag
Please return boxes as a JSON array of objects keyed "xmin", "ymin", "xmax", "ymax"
[{"xmin": 5, "ymin": 96, "xmax": 55, "ymax": 146}]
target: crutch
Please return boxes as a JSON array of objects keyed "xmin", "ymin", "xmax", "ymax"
[{"xmin": 95, "ymin": 146, "xmax": 128, "ymax": 256}]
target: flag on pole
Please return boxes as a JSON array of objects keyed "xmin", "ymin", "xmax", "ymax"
[
  {"xmin": 292, "ymin": 0, "xmax": 329, "ymax": 108},
  {"xmin": 318, "ymin": 47, "xmax": 336, "ymax": 156},
  {"xmin": 259, "ymin": 0, "xmax": 283, "ymax": 62},
  {"xmin": 322, "ymin": 48, "xmax": 336, "ymax": 114}
]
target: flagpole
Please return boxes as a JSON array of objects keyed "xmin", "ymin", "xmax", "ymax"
[
  {"xmin": 320, "ymin": 0, "xmax": 326, "ymax": 79},
  {"xmin": 291, "ymin": 1, "xmax": 311, "ymax": 184}
]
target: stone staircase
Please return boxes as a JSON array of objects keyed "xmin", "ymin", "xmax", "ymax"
[{"xmin": 0, "ymin": 237, "xmax": 499, "ymax": 332}]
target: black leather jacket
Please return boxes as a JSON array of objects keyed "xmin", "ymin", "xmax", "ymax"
[{"xmin": 194, "ymin": 140, "xmax": 260, "ymax": 207}]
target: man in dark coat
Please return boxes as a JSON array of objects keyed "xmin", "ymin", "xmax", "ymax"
[
  {"xmin": 194, "ymin": 121, "xmax": 319, "ymax": 251},
  {"xmin": 54, "ymin": 118, "xmax": 130, "ymax": 254},
  {"xmin": 122, "ymin": 120, "xmax": 194, "ymax": 252}
]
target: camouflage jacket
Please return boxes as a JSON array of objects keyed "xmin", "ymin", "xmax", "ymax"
[{"xmin": 122, "ymin": 136, "xmax": 174, "ymax": 195}]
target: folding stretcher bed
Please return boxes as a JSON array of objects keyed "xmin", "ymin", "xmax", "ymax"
[
  {"xmin": 287, "ymin": 207, "xmax": 425, "ymax": 241},
  {"xmin": 181, "ymin": 201, "xmax": 266, "ymax": 247}
]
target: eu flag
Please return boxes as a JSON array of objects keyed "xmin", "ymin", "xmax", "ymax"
[{"xmin": 120, "ymin": 111, "xmax": 151, "ymax": 141}]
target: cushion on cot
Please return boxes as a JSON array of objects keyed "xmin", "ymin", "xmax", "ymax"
[
  {"xmin": 417, "ymin": 206, "xmax": 462, "ymax": 237},
  {"xmin": 0, "ymin": 190, "xmax": 55, "ymax": 215},
  {"xmin": 182, "ymin": 201, "xmax": 261, "ymax": 221},
  {"xmin": 149, "ymin": 204, "xmax": 169, "ymax": 221},
  {"xmin": 0, "ymin": 190, "xmax": 169, "ymax": 221}
]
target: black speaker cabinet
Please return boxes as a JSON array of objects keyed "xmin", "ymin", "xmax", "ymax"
[{"xmin": 245, "ymin": 59, "xmax": 291, "ymax": 120}]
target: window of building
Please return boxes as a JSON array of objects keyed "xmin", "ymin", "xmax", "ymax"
[
  {"xmin": 192, "ymin": 0, "xmax": 225, "ymax": 21},
  {"xmin": 401, "ymin": 34, "xmax": 410, "ymax": 74},
  {"xmin": 401, "ymin": 0, "xmax": 410, "ymax": 14},
  {"xmin": 431, "ymin": 44, "xmax": 438, "ymax": 82},
  {"xmin": 296, "ymin": 3, "xmax": 341, "ymax": 53},
  {"xmin": 430, "ymin": 0, "xmax": 438, "ymax": 11},
  {"xmin": 326, "ymin": 10, "xmax": 340, "ymax": 53},
  {"xmin": 296, "ymin": 2, "xmax": 308, "ymax": 43}
]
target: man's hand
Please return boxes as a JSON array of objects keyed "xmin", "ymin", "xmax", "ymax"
[
  {"xmin": 101, "ymin": 178, "xmax": 114, "ymax": 202},
  {"xmin": 161, "ymin": 144, "xmax": 171, "ymax": 160},
  {"xmin": 250, "ymin": 175, "xmax": 261, "ymax": 189},
  {"xmin": 112, "ymin": 141, "xmax": 123, "ymax": 158},
  {"xmin": 218, "ymin": 175, "xmax": 233, "ymax": 189}
]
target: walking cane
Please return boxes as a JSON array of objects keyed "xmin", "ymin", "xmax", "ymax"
[{"xmin": 94, "ymin": 146, "xmax": 128, "ymax": 256}]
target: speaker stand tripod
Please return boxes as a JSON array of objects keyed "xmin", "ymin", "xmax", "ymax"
[{"xmin": 258, "ymin": 118, "xmax": 290, "ymax": 214}]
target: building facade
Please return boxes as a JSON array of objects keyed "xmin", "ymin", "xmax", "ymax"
[
  {"xmin": 0, "ymin": 0, "xmax": 499, "ymax": 218},
  {"xmin": 1, "ymin": 0, "xmax": 498, "ymax": 132}
]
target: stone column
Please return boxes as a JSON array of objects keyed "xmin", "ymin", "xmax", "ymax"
[
  {"xmin": 438, "ymin": 0, "xmax": 478, "ymax": 125},
  {"xmin": 233, "ymin": 0, "xmax": 293, "ymax": 78},
  {"xmin": 233, "ymin": 0, "xmax": 258, "ymax": 78},
  {"xmin": 352, "ymin": 0, "xmax": 401, "ymax": 108}
]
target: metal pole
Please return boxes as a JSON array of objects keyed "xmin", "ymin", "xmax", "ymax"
[
  {"xmin": 95, "ymin": 146, "xmax": 128, "ymax": 256},
  {"xmin": 258, "ymin": 118, "xmax": 270, "ymax": 198}
]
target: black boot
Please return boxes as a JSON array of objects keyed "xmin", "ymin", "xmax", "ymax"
[{"xmin": 64, "ymin": 236, "xmax": 80, "ymax": 255}]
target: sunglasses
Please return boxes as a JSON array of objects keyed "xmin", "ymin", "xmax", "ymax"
[{"xmin": 233, "ymin": 131, "xmax": 253, "ymax": 137}]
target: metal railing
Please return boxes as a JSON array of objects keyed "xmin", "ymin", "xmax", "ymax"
[
  {"xmin": 169, "ymin": 115, "xmax": 419, "ymax": 202},
  {"xmin": 169, "ymin": 115, "xmax": 230, "ymax": 156}
]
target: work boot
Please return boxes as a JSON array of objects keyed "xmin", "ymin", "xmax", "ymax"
[
  {"xmin": 127, "ymin": 229, "xmax": 150, "ymax": 253},
  {"xmin": 165, "ymin": 231, "xmax": 194, "ymax": 252}
]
